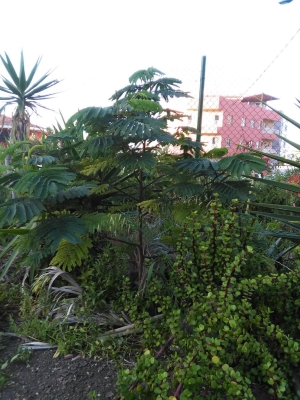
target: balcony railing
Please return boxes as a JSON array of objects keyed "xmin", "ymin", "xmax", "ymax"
[{"xmin": 262, "ymin": 128, "xmax": 281, "ymax": 134}]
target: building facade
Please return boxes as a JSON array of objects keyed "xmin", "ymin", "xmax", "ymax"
[{"xmin": 184, "ymin": 93, "xmax": 282, "ymax": 156}]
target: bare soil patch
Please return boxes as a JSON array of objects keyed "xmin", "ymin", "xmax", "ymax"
[
  {"xmin": 0, "ymin": 336, "xmax": 118, "ymax": 400},
  {"xmin": 0, "ymin": 334, "xmax": 276, "ymax": 400}
]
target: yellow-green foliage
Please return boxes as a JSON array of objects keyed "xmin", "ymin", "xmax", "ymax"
[
  {"xmin": 50, "ymin": 235, "xmax": 93, "ymax": 271},
  {"xmin": 80, "ymin": 158, "xmax": 113, "ymax": 176},
  {"xmin": 137, "ymin": 199, "xmax": 160, "ymax": 214},
  {"xmin": 90, "ymin": 184, "xmax": 110, "ymax": 195},
  {"xmin": 172, "ymin": 201, "xmax": 200, "ymax": 222},
  {"xmin": 80, "ymin": 212, "xmax": 128, "ymax": 235}
]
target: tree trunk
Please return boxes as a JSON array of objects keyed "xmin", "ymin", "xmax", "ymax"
[{"xmin": 11, "ymin": 111, "xmax": 30, "ymax": 142}]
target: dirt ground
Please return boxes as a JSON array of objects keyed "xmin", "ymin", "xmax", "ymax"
[
  {"xmin": 0, "ymin": 335, "xmax": 278, "ymax": 400},
  {"xmin": 0, "ymin": 335, "xmax": 118, "ymax": 400}
]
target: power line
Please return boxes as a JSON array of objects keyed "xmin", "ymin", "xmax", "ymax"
[{"xmin": 244, "ymin": 27, "xmax": 300, "ymax": 96}]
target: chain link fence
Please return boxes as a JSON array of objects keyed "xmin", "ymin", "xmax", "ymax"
[{"xmin": 166, "ymin": 51, "xmax": 300, "ymax": 161}]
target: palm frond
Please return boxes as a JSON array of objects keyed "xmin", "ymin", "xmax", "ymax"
[
  {"xmin": 0, "ymin": 51, "xmax": 60, "ymax": 115},
  {"xmin": 33, "ymin": 266, "xmax": 83, "ymax": 297},
  {"xmin": 250, "ymin": 176, "xmax": 300, "ymax": 195},
  {"xmin": 0, "ymin": 52, "xmax": 20, "ymax": 87}
]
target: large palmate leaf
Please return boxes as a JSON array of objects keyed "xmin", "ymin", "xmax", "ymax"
[
  {"xmin": 219, "ymin": 153, "xmax": 268, "ymax": 178},
  {"xmin": 68, "ymin": 106, "xmax": 115, "ymax": 127},
  {"xmin": 108, "ymin": 116, "xmax": 170, "ymax": 141},
  {"xmin": 27, "ymin": 155, "xmax": 57, "ymax": 166},
  {"xmin": 174, "ymin": 158, "xmax": 219, "ymax": 177},
  {"xmin": 81, "ymin": 212, "xmax": 127, "ymax": 235},
  {"xmin": 211, "ymin": 180, "xmax": 254, "ymax": 201},
  {"xmin": 129, "ymin": 68, "xmax": 165, "ymax": 85},
  {"xmin": 46, "ymin": 185, "xmax": 96, "ymax": 203},
  {"xmin": 13, "ymin": 167, "xmax": 75, "ymax": 199},
  {"xmin": 78, "ymin": 135, "xmax": 115, "ymax": 158},
  {"xmin": 164, "ymin": 182, "xmax": 204, "ymax": 197},
  {"xmin": 116, "ymin": 152, "xmax": 156, "ymax": 170},
  {"xmin": 0, "ymin": 197, "xmax": 45, "ymax": 227},
  {"xmin": 111, "ymin": 68, "xmax": 189, "ymax": 103},
  {"xmin": 128, "ymin": 99, "xmax": 162, "ymax": 113},
  {"xmin": 33, "ymin": 215, "xmax": 87, "ymax": 252}
]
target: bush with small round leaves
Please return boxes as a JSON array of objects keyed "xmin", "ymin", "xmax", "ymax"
[{"xmin": 117, "ymin": 197, "xmax": 300, "ymax": 399}]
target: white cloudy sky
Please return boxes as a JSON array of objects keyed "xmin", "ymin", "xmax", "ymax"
[{"xmin": 0, "ymin": 0, "xmax": 299, "ymax": 132}]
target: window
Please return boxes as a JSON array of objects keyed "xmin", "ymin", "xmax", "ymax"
[
  {"xmin": 227, "ymin": 115, "xmax": 233, "ymax": 125},
  {"xmin": 215, "ymin": 115, "xmax": 219, "ymax": 121},
  {"xmin": 248, "ymin": 140, "xmax": 253, "ymax": 148},
  {"xmin": 241, "ymin": 117, "xmax": 246, "ymax": 127},
  {"xmin": 256, "ymin": 141, "xmax": 260, "ymax": 149},
  {"xmin": 226, "ymin": 138, "xmax": 231, "ymax": 147},
  {"xmin": 250, "ymin": 119, "xmax": 255, "ymax": 128},
  {"xmin": 257, "ymin": 121, "xmax": 262, "ymax": 129},
  {"xmin": 212, "ymin": 137, "xmax": 217, "ymax": 145}
]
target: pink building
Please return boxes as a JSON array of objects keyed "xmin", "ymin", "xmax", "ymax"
[{"xmin": 185, "ymin": 93, "xmax": 282, "ymax": 156}]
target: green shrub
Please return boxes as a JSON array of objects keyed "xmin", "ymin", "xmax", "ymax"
[{"xmin": 117, "ymin": 197, "xmax": 300, "ymax": 399}]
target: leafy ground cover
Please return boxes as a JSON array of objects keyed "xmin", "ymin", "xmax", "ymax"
[{"xmin": 0, "ymin": 336, "xmax": 275, "ymax": 400}]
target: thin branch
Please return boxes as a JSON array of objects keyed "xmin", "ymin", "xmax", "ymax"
[
  {"xmin": 105, "ymin": 235, "xmax": 138, "ymax": 247},
  {"xmin": 98, "ymin": 314, "xmax": 164, "ymax": 340},
  {"xmin": 144, "ymin": 174, "xmax": 166, "ymax": 189}
]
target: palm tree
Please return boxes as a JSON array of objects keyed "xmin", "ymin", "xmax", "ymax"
[{"xmin": 0, "ymin": 51, "xmax": 60, "ymax": 143}]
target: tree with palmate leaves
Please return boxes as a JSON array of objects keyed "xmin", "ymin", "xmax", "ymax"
[
  {"xmin": 0, "ymin": 51, "xmax": 60, "ymax": 143},
  {"xmin": 0, "ymin": 67, "xmax": 268, "ymax": 286}
]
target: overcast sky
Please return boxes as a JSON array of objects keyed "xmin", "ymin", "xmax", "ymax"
[{"xmin": 0, "ymin": 0, "xmax": 299, "ymax": 132}]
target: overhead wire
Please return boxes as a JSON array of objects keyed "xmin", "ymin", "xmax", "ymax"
[{"xmin": 243, "ymin": 27, "xmax": 300, "ymax": 96}]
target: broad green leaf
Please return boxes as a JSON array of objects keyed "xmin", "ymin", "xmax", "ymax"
[{"xmin": 250, "ymin": 176, "xmax": 300, "ymax": 193}]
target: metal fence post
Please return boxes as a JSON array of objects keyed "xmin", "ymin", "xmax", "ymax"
[{"xmin": 195, "ymin": 56, "xmax": 206, "ymax": 159}]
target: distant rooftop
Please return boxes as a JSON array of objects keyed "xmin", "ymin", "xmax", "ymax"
[
  {"xmin": 241, "ymin": 93, "xmax": 279, "ymax": 103},
  {"xmin": 0, "ymin": 115, "xmax": 41, "ymax": 130}
]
